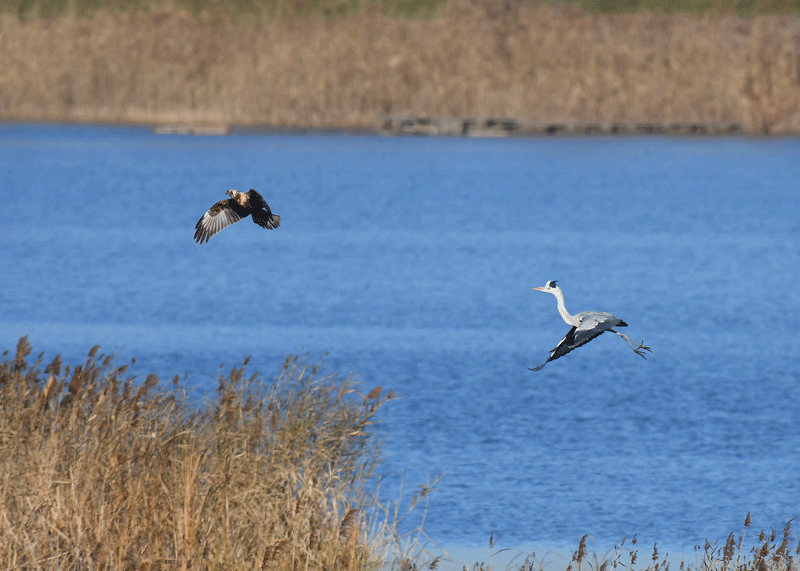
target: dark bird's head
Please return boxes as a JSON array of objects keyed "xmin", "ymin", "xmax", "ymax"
[
  {"xmin": 532, "ymin": 280, "xmax": 560, "ymax": 294},
  {"xmin": 226, "ymin": 189, "xmax": 248, "ymax": 207}
]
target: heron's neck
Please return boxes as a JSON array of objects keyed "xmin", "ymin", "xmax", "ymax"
[{"xmin": 552, "ymin": 288, "xmax": 580, "ymax": 326}]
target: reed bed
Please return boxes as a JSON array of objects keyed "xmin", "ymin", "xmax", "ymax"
[
  {"xmin": 1, "ymin": 0, "xmax": 800, "ymax": 133},
  {"xmin": 0, "ymin": 336, "xmax": 406, "ymax": 570}
]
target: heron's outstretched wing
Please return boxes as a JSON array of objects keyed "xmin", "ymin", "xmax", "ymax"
[
  {"xmin": 529, "ymin": 312, "xmax": 622, "ymax": 371},
  {"xmin": 194, "ymin": 199, "xmax": 244, "ymax": 244},
  {"xmin": 530, "ymin": 325, "xmax": 581, "ymax": 371}
]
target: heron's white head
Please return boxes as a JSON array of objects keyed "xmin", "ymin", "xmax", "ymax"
[{"xmin": 532, "ymin": 280, "xmax": 560, "ymax": 294}]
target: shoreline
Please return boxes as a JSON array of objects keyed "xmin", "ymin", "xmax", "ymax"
[{"xmin": 2, "ymin": 117, "xmax": 777, "ymax": 137}]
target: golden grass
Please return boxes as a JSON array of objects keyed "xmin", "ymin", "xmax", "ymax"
[
  {"xmin": 1, "ymin": 1, "xmax": 800, "ymax": 133},
  {"xmin": 0, "ymin": 336, "xmax": 403, "ymax": 570}
]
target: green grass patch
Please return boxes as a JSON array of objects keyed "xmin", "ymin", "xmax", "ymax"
[
  {"xmin": 0, "ymin": 0, "xmax": 448, "ymax": 19},
  {"xmin": 2, "ymin": 0, "xmax": 799, "ymax": 18},
  {"xmin": 571, "ymin": 0, "xmax": 800, "ymax": 14}
]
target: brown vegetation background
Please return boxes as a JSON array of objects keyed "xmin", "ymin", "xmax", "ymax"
[{"xmin": 1, "ymin": 1, "xmax": 800, "ymax": 133}]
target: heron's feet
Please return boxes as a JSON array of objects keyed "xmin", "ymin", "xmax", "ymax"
[
  {"xmin": 616, "ymin": 332, "xmax": 652, "ymax": 359},
  {"xmin": 633, "ymin": 341, "xmax": 652, "ymax": 359}
]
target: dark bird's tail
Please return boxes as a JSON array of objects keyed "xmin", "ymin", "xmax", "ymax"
[{"xmin": 252, "ymin": 212, "xmax": 281, "ymax": 230}]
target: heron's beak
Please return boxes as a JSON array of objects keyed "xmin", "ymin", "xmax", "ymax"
[{"xmin": 531, "ymin": 287, "xmax": 544, "ymax": 292}]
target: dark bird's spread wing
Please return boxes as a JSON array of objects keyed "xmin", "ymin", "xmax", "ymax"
[
  {"xmin": 194, "ymin": 199, "xmax": 245, "ymax": 244},
  {"xmin": 247, "ymin": 189, "xmax": 281, "ymax": 230},
  {"xmin": 245, "ymin": 189, "xmax": 268, "ymax": 210},
  {"xmin": 529, "ymin": 312, "xmax": 623, "ymax": 371}
]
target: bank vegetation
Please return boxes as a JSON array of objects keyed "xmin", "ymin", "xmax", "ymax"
[{"xmin": 1, "ymin": 0, "xmax": 800, "ymax": 133}]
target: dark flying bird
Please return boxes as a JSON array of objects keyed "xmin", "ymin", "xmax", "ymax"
[
  {"xmin": 194, "ymin": 188, "xmax": 280, "ymax": 244},
  {"xmin": 529, "ymin": 280, "xmax": 651, "ymax": 371}
]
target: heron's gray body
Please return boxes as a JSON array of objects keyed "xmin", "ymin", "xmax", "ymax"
[
  {"xmin": 571, "ymin": 311, "xmax": 627, "ymax": 346},
  {"xmin": 530, "ymin": 281, "xmax": 650, "ymax": 371}
]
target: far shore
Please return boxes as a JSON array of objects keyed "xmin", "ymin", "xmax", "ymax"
[{"xmin": 2, "ymin": 3, "xmax": 800, "ymax": 135}]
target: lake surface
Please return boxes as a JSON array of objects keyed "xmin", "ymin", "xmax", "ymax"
[{"xmin": 1, "ymin": 124, "xmax": 798, "ymax": 562}]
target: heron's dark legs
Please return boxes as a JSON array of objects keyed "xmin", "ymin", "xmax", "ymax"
[{"xmin": 610, "ymin": 329, "xmax": 652, "ymax": 359}]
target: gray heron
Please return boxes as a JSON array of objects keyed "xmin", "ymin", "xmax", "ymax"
[
  {"xmin": 529, "ymin": 280, "xmax": 651, "ymax": 371},
  {"xmin": 195, "ymin": 188, "xmax": 280, "ymax": 244}
]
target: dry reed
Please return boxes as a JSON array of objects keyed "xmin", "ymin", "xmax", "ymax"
[
  {"xmin": 486, "ymin": 515, "xmax": 799, "ymax": 571},
  {"xmin": 0, "ymin": 335, "xmax": 399, "ymax": 570},
  {"xmin": 1, "ymin": 0, "xmax": 800, "ymax": 133}
]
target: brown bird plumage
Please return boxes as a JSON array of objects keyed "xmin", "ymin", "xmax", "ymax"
[{"xmin": 194, "ymin": 189, "xmax": 281, "ymax": 244}]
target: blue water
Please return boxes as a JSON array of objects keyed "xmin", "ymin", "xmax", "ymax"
[{"xmin": 2, "ymin": 124, "xmax": 799, "ymax": 558}]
